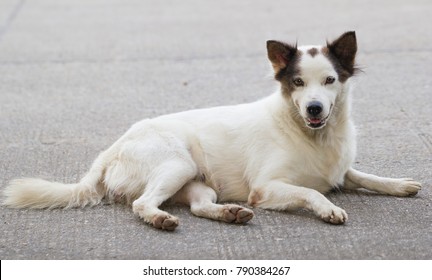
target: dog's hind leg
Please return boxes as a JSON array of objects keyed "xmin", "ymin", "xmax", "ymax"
[
  {"xmin": 173, "ymin": 181, "xmax": 254, "ymax": 224},
  {"xmin": 132, "ymin": 159, "xmax": 197, "ymax": 231},
  {"xmin": 344, "ymin": 168, "xmax": 422, "ymax": 196}
]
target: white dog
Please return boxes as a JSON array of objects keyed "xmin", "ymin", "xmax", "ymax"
[{"xmin": 3, "ymin": 31, "xmax": 421, "ymax": 230}]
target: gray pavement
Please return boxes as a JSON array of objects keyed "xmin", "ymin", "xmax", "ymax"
[{"xmin": 0, "ymin": 0, "xmax": 431, "ymax": 260}]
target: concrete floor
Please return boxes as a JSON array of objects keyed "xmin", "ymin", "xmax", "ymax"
[{"xmin": 0, "ymin": 0, "xmax": 431, "ymax": 259}]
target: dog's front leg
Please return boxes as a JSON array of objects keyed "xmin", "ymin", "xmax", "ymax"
[
  {"xmin": 344, "ymin": 168, "xmax": 422, "ymax": 196},
  {"xmin": 248, "ymin": 181, "xmax": 347, "ymax": 224}
]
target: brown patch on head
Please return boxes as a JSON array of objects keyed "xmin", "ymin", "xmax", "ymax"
[
  {"xmin": 248, "ymin": 190, "xmax": 263, "ymax": 207},
  {"xmin": 266, "ymin": 40, "xmax": 302, "ymax": 96},
  {"xmin": 307, "ymin": 47, "xmax": 319, "ymax": 57},
  {"xmin": 322, "ymin": 31, "xmax": 359, "ymax": 83}
]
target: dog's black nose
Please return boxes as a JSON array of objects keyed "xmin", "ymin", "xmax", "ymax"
[{"xmin": 307, "ymin": 101, "xmax": 323, "ymax": 117}]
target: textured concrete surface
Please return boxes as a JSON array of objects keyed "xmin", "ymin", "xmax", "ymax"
[{"xmin": 0, "ymin": 0, "xmax": 431, "ymax": 259}]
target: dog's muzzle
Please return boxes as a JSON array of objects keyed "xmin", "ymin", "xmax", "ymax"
[{"xmin": 305, "ymin": 101, "xmax": 327, "ymax": 129}]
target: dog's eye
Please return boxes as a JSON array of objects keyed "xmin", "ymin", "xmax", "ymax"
[
  {"xmin": 293, "ymin": 78, "xmax": 304, "ymax": 87},
  {"xmin": 325, "ymin": 76, "xmax": 336, "ymax": 85}
]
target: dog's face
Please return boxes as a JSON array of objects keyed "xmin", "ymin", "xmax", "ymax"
[{"xmin": 267, "ymin": 31, "xmax": 358, "ymax": 129}]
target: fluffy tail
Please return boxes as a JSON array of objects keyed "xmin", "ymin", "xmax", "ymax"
[{"xmin": 3, "ymin": 154, "xmax": 107, "ymax": 209}]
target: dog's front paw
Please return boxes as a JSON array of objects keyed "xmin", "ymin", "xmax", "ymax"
[
  {"xmin": 390, "ymin": 178, "xmax": 422, "ymax": 197},
  {"xmin": 318, "ymin": 205, "xmax": 348, "ymax": 225}
]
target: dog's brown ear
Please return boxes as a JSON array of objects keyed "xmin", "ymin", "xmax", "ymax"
[
  {"xmin": 267, "ymin": 40, "xmax": 297, "ymax": 73},
  {"xmin": 327, "ymin": 31, "xmax": 357, "ymax": 75}
]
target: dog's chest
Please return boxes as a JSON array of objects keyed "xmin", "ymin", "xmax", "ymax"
[
  {"xmin": 269, "ymin": 131, "xmax": 355, "ymax": 192},
  {"xmin": 304, "ymin": 146, "xmax": 349, "ymax": 190}
]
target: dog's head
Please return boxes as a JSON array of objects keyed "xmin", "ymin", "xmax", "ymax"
[{"xmin": 267, "ymin": 31, "xmax": 358, "ymax": 129}]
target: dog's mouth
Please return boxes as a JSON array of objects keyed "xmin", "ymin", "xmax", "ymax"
[{"xmin": 305, "ymin": 116, "xmax": 328, "ymax": 129}]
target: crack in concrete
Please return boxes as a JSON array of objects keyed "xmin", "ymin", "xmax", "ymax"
[{"xmin": 0, "ymin": 0, "xmax": 26, "ymax": 43}]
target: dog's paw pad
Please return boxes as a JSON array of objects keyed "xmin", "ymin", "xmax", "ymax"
[
  {"xmin": 236, "ymin": 208, "xmax": 254, "ymax": 223},
  {"xmin": 320, "ymin": 207, "xmax": 347, "ymax": 225},
  {"xmin": 152, "ymin": 215, "xmax": 179, "ymax": 231},
  {"xmin": 222, "ymin": 205, "xmax": 254, "ymax": 224}
]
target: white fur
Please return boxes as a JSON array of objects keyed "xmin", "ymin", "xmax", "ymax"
[{"xmin": 3, "ymin": 40, "xmax": 421, "ymax": 231}]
